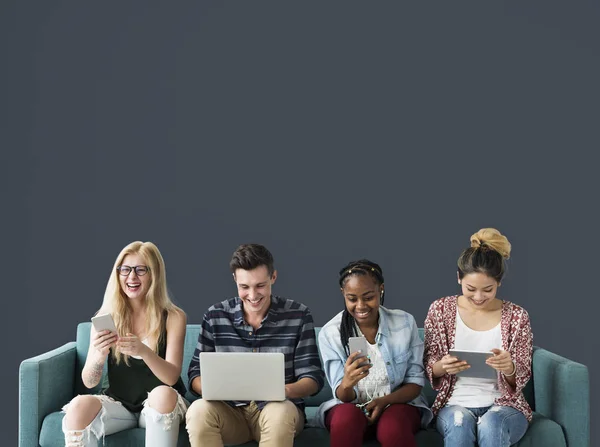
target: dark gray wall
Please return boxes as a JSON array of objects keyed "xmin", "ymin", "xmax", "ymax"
[{"xmin": 3, "ymin": 2, "xmax": 598, "ymax": 445}]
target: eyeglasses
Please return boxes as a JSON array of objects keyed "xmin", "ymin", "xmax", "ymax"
[{"xmin": 117, "ymin": 265, "xmax": 150, "ymax": 276}]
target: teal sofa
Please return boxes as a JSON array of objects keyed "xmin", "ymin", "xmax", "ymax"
[{"xmin": 20, "ymin": 323, "xmax": 590, "ymax": 447}]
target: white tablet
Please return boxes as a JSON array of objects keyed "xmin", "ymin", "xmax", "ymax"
[{"xmin": 449, "ymin": 349, "xmax": 497, "ymax": 380}]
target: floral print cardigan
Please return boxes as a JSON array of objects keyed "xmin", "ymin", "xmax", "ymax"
[{"xmin": 423, "ymin": 295, "xmax": 533, "ymax": 421}]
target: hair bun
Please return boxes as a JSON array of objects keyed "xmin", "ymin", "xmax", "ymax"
[{"xmin": 470, "ymin": 228, "xmax": 511, "ymax": 259}]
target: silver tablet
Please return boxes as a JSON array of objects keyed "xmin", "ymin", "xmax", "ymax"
[{"xmin": 449, "ymin": 349, "xmax": 497, "ymax": 380}]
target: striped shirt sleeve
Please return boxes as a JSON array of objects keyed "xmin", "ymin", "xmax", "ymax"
[
  {"xmin": 293, "ymin": 309, "xmax": 325, "ymax": 394},
  {"xmin": 187, "ymin": 311, "xmax": 215, "ymax": 395}
]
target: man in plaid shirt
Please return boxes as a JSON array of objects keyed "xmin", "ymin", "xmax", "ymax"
[{"xmin": 186, "ymin": 244, "xmax": 324, "ymax": 447}]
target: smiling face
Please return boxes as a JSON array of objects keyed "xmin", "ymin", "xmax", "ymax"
[
  {"xmin": 342, "ymin": 274, "xmax": 383, "ymax": 327},
  {"xmin": 118, "ymin": 253, "xmax": 152, "ymax": 301},
  {"xmin": 459, "ymin": 272, "xmax": 499, "ymax": 309},
  {"xmin": 234, "ymin": 265, "xmax": 276, "ymax": 321}
]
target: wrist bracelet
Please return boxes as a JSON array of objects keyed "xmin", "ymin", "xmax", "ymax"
[{"xmin": 503, "ymin": 361, "xmax": 516, "ymax": 377}]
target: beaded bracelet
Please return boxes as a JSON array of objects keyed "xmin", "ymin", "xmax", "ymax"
[{"xmin": 502, "ymin": 361, "xmax": 516, "ymax": 377}]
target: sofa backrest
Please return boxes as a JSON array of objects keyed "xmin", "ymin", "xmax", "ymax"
[{"xmin": 75, "ymin": 323, "xmax": 532, "ymax": 408}]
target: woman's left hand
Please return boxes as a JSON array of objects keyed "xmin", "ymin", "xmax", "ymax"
[
  {"xmin": 486, "ymin": 348, "xmax": 515, "ymax": 375},
  {"xmin": 364, "ymin": 398, "xmax": 387, "ymax": 425},
  {"xmin": 117, "ymin": 333, "xmax": 149, "ymax": 358}
]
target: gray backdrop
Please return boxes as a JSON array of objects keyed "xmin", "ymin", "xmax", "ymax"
[{"xmin": 3, "ymin": 2, "xmax": 598, "ymax": 445}]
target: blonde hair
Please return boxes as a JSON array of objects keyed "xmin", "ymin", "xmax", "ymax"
[
  {"xmin": 458, "ymin": 228, "xmax": 512, "ymax": 283},
  {"xmin": 99, "ymin": 241, "xmax": 181, "ymax": 365},
  {"xmin": 470, "ymin": 228, "xmax": 511, "ymax": 259}
]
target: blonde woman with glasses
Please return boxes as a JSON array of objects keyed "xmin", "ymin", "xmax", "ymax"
[{"xmin": 61, "ymin": 241, "xmax": 188, "ymax": 447}]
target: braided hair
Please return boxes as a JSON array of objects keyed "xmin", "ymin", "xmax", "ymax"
[{"xmin": 338, "ymin": 259, "xmax": 385, "ymax": 356}]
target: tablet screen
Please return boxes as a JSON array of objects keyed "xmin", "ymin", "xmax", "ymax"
[{"xmin": 449, "ymin": 349, "xmax": 497, "ymax": 380}]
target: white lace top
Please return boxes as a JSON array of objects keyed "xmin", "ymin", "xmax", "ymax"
[{"xmin": 355, "ymin": 327, "xmax": 391, "ymax": 403}]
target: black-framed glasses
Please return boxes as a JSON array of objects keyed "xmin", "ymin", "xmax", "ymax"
[{"xmin": 117, "ymin": 265, "xmax": 150, "ymax": 276}]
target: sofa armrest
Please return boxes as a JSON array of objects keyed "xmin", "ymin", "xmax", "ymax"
[
  {"xmin": 532, "ymin": 348, "xmax": 589, "ymax": 447},
  {"xmin": 19, "ymin": 342, "xmax": 77, "ymax": 447}
]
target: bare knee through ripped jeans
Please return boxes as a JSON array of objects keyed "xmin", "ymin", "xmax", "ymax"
[{"xmin": 62, "ymin": 393, "xmax": 188, "ymax": 447}]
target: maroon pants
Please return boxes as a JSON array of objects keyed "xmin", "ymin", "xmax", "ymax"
[{"xmin": 325, "ymin": 402, "xmax": 421, "ymax": 447}]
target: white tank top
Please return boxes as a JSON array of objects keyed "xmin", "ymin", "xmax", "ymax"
[{"xmin": 446, "ymin": 310, "xmax": 502, "ymax": 408}]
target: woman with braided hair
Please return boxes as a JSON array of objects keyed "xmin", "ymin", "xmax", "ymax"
[
  {"xmin": 313, "ymin": 259, "xmax": 432, "ymax": 447},
  {"xmin": 424, "ymin": 228, "xmax": 533, "ymax": 446}
]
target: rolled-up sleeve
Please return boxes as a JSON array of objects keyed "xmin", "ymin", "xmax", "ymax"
[
  {"xmin": 500, "ymin": 308, "xmax": 533, "ymax": 396},
  {"xmin": 402, "ymin": 315, "xmax": 426, "ymax": 387},
  {"xmin": 187, "ymin": 312, "xmax": 215, "ymax": 396},
  {"xmin": 294, "ymin": 309, "xmax": 325, "ymax": 394},
  {"xmin": 318, "ymin": 326, "xmax": 356, "ymax": 401}
]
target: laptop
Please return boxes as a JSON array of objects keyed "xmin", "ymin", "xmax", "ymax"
[{"xmin": 200, "ymin": 352, "xmax": 286, "ymax": 401}]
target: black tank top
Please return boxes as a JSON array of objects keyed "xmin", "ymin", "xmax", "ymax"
[{"xmin": 102, "ymin": 312, "xmax": 187, "ymax": 412}]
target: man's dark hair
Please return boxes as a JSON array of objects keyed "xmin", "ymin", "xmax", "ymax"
[{"xmin": 229, "ymin": 244, "xmax": 275, "ymax": 276}]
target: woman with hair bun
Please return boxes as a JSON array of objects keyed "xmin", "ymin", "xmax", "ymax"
[
  {"xmin": 314, "ymin": 259, "xmax": 432, "ymax": 447},
  {"xmin": 424, "ymin": 229, "xmax": 533, "ymax": 447}
]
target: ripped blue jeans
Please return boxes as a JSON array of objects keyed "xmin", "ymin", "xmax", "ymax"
[
  {"xmin": 62, "ymin": 393, "xmax": 189, "ymax": 447},
  {"xmin": 436, "ymin": 405, "xmax": 528, "ymax": 447}
]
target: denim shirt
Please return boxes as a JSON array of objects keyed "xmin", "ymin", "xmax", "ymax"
[{"xmin": 312, "ymin": 306, "xmax": 433, "ymax": 428}]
